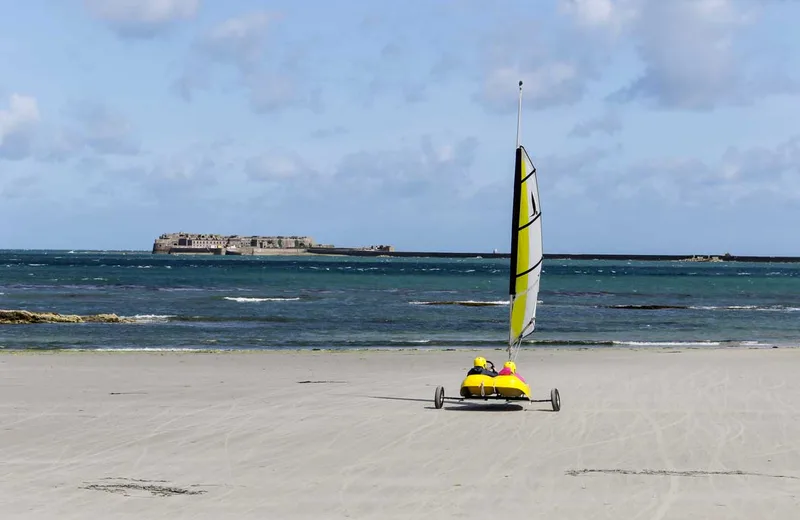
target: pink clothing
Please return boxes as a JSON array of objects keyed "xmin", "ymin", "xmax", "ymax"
[{"xmin": 498, "ymin": 367, "xmax": 526, "ymax": 383}]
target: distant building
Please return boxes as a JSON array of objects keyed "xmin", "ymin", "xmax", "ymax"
[{"xmin": 152, "ymin": 232, "xmax": 317, "ymax": 254}]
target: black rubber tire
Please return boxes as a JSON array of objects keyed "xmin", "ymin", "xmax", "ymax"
[
  {"xmin": 434, "ymin": 386, "xmax": 445, "ymax": 409},
  {"xmin": 551, "ymin": 388, "xmax": 561, "ymax": 412}
]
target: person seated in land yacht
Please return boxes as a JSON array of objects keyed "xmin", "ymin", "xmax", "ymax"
[
  {"xmin": 466, "ymin": 356, "xmax": 498, "ymax": 377},
  {"xmin": 498, "ymin": 360, "xmax": 526, "ymax": 383}
]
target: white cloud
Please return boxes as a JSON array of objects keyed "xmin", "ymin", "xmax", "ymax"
[
  {"xmin": 0, "ymin": 175, "xmax": 41, "ymax": 200},
  {"xmin": 310, "ymin": 126, "xmax": 348, "ymax": 140},
  {"xmin": 65, "ymin": 103, "xmax": 141, "ymax": 156},
  {"xmin": 559, "ymin": 0, "xmax": 634, "ymax": 30},
  {"xmin": 235, "ymin": 136, "xmax": 481, "ymax": 249},
  {"xmin": 200, "ymin": 11, "xmax": 273, "ymax": 68},
  {"xmin": 482, "ymin": 62, "xmax": 583, "ymax": 111},
  {"xmin": 561, "ymin": 136, "xmax": 800, "ymax": 208},
  {"xmin": 85, "ymin": 0, "xmax": 199, "ymax": 38},
  {"xmin": 245, "ymin": 151, "xmax": 310, "ymax": 182},
  {"xmin": 77, "ymin": 141, "xmax": 232, "ymax": 210},
  {"xmin": 246, "ymin": 72, "xmax": 322, "ymax": 114},
  {"xmin": 616, "ymin": 0, "xmax": 748, "ymax": 109},
  {"xmin": 0, "ymin": 94, "xmax": 40, "ymax": 160},
  {"xmin": 569, "ymin": 111, "xmax": 622, "ymax": 138},
  {"xmin": 174, "ymin": 11, "xmax": 317, "ymax": 113},
  {"xmin": 717, "ymin": 137, "xmax": 800, "ymax": 202},
  {"xmin": 475, "ymin": 14, "xmax": 603, "ymax": 112},
  {"xmin": 554, "ymin": 0, "xmax": 799, "ymax": 110},
  {"xmin": 240, "ymin": 136, "xmax": 478, "ymax": 211}
]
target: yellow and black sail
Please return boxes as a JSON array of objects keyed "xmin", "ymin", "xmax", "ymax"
[{"xmin": 508, "ymin": 82, "xmax": 543, "ymax": 357}]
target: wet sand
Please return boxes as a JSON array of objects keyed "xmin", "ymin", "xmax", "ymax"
[{"xmin": 1, "ymin": 347, "xmax": 799, "ymax": 519}]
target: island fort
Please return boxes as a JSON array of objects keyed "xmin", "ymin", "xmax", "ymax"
[{"xmin": 152, "ymin": 232, "xmax": 394, "ymax": 256}]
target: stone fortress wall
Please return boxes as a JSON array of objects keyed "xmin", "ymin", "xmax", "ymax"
[{"xmin": 152, "ymin": 232, "xmax": 394, "ymax": 255}]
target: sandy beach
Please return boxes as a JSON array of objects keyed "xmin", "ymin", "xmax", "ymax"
[{"xmin": 2, "ymin": 347, "xmax": 799, "ymax": 519}]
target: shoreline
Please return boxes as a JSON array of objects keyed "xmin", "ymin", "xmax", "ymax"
[{"xmin": 2, "ymin": 343, "xmax": 795, "ymax": 355}]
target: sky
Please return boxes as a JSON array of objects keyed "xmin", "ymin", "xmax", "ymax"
[{"xmin": 1, "ymin": 0, "xmax": 799, "ymax": 255}]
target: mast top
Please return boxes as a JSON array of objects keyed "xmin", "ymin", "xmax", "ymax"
[{"xmin": 516, "ymin": 80, "xmax": 523, "ymax": 148}]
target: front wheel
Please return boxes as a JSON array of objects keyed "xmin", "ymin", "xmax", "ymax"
[
  {"xmin": 550, "ymin": 388, "xmax": 561, "ymax": 412},
  {"xmin": 434, "ymin": 386, "xmax": 445, "ymax": 409}
]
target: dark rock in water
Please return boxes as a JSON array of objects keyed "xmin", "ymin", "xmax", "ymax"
[{"xmin": 0, "ymin": 309, "xmax": 134, "ymax": 324}]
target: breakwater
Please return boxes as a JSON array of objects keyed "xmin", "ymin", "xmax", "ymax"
[{"xmin": 307, "ymin": 249, "xmax": 800, "ymax": 263}]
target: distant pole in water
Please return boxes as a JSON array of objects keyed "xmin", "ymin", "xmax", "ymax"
[{"xmin": 516, "ymin": 80, "xmax": 523, "ymax": 149}]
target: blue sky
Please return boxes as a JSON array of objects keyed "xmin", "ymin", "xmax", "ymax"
[{"xmin": 1, "ymin": 0, "xmax": 799, "ymax": 255}]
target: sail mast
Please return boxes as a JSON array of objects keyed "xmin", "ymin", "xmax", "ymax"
[{"xmin": 508, "ymin": 80, "xmax": 524, "ymax": 356}]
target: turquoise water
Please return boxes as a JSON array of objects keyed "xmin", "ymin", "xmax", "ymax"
[{"xmin": 1, "ymin": 250, "xmax": 799, "ymax": 350}]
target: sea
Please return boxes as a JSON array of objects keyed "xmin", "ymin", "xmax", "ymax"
[{"xmin": 1, "ymin": 250, "xmax": 799, "ymax": 351}]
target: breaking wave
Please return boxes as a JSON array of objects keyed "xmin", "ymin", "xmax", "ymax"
[
  {"xmin": 224, "ymin": 296, "xmax": 301, "ymax": 303},
  {"xmin": 125, "ymin": 314, "xmax": 176, "ymax": 323},
  {"xmin": 409, "ymin": 300, "xmax": 509, "ymax": 306},
  {"xmin": 608, "ymin": 304, "xmax": 800, "ymax": 312},
  {"xmin": 691, "ymin": 305, "xmax": 800, "ymax": 312},
  {"xmin": 608, "ymin": 305, "xmax": 688, "ymax": 310},
  {"xmin": 612, "ymin": 340, "xmax": 722, "ymax": 347}
]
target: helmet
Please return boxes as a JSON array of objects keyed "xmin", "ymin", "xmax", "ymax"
[
  {"xmin": 503, "ymin": 361, "xmax": 517, "ymax": 373},
  {"xmin": 473, "ymin": 356, "xmax": 487, "ymax": 368}
]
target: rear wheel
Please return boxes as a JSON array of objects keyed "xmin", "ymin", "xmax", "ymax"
[
  {"xmin": 550, "ymin": 388, "xmax": 561, "ymax": 412},
  {"xmin": 434, "ymin": 386, "xmax": 445, "ymax": 409}
]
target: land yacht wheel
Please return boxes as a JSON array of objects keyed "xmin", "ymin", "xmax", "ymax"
[
  {"xmin": 550, "ymin": 388, "xmax": 561, "ymax": 412},
  {"xmin": 434, "ymin": 386, "xmax": 445, "ymax": 409}
]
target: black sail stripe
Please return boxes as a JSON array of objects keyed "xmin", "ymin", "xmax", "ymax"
[
  {"xmin": 515, "ymin": 257, "xmax": 543, "ymax": 278},
  {"xmin": 520, "ymin": 168, "xmax": 536, "ymax": 185},
  {"xmin": 518, "ymin": 212, "xmax": 541, "ymax": 231}
]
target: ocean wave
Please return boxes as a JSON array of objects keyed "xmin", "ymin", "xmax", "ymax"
[
  {"xmin": 171, "ymin": 315, "xmax": 296, "ymax": 323},
  {"xmin": 691, "ymin": 305, "xmax": 757, "ymax": 310},
  {"xmin": 691, "ymin": 305, "xmax": 800, "ymax": 312},
  {"xmin": 525, "ymin": 339, "xmax": 615, "ymax": 346},
  {"xmin": 125, "ymin": 314, "xmax": 176, "ymax": 323},
  {"xmin": 115, "ymin": 314, "xmax": 299, "ymax": 324},
  {"xmin": 608, "ymin": 305, "xmax": 688, "ymax": 310},
  {"xmin": 608, "ymin": 304, "xmax": 800, "ymax": 312},
  {"xmin": 613, "ymin": 340, "xmax": 722, "ymax": 347},
  {"xmin": 88, "ymin": 347, "xmax": 234, "ymax": 352},
  {"xmin": 410, "ymin": 300, "xmax": 509, "ymax": 306},
  {"xmin": 224, "ymin": 296, "xmax": 301, "ymax": 302}
]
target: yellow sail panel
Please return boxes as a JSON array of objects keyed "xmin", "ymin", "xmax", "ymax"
[{"xmin": 509, "ymin": 146, "xmax": 542, "ymax": 345}]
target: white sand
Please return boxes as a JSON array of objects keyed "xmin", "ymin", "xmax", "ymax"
[{"xmin": 2, "ymin": 347, "xmax": 799, "ymax": 519}]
